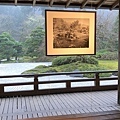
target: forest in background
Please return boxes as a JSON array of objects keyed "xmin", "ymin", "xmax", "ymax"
[{"xmin": 0, "ymin": 6, "xmax": 119, "ymax": 63}]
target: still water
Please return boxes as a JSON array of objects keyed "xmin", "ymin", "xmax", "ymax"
[{"xmin": 0, "ymin": 62, "xmax": 52, "ymax": 75}]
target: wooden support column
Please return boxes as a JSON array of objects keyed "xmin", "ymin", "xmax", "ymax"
[
  {"xmin": 34, "ymin": 75, "xmax": 38, "ymax": 91},
  {"xmin": 66, "ymin": 81, "xmax": 71, "ymax": 89},
  {"xmin": 118, "ymin": 1, "xmax": 120, "ymax": 104},
  {"xmin": 95, "ymin": 73, "xmax": 100, "ymax": 87},
  {"xmin": 0, "ymin": 85, "xmax": 4, "ymax": 94}
]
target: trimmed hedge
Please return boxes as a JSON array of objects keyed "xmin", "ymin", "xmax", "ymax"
[{"xmin": 52, "ymin": 56, "xmax": 98, "ymax": 66}]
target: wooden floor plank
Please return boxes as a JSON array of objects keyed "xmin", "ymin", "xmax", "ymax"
[
  {"xmin": 95, "ymin": 91, "xmax": 116, "ymax": 104},
  {"xmin": 0, "ymin": 98, "xmax": 2, "ymax": 105},
  {"xmin": 52, "ymin": 94, "xmax": 68, "ymax": 109},
  {"xmin": 32, "ymin": 96, "xmax": 41, "ymax": 112},
  {"xmin": 39, "ymin": 95, "xmax": 50, "ymax": 111},
  {"xmin": 77, "ymin": 108, "xmax": 86, "ymax": 113},
  {"xmin": 3, "ymin": 98, "xmax": 9, "ymax": 114},
  {"xmin": 35, "ymin": 96, "xmax": 45, "ymax": 111},
  {"xmin": 48, "ymin": 95, "xmax": 62, "ymax": 110},
  {"xmin": 21, "ymin": 97, "xmax": 27, "ymax": 112},
  {"xmin": 53, "ymin": 94, "xmax": 71, "ymax": 109},
  {"xmin": 22, "ymin": 114, "xmax": 28, "ymax": 119},
  {"xmin": 25, "ymin": 97, "xmax": 33, "ymax": 118},
  {"xmin": 18, "ymin": 114, "xmax": 23, "ymax": 120},
  {"xmin": 0, "ymin": 98, "xmax": 6, "ymax": 114},
  {"xmin": 7, "ymin": 115, "xmax": 13, "ymax": 120},
  {"xmin": 29, "ymin": 96, "xmax": 38, "ymax": 118},
  {"xmin": 37, "ymin": 113, "xmax": 42, "ymax": 117},
  {"xmin": 70, "ymin": 93, "xmax": 87, "ymax": 107},
  {"xmin": 42, "ymin": 95, "xmax": 54, "ymax": 110},
  {"xmin": 74, "ymin": 93, "xmax": 93, "ymax": 107},
  {"xmin": 58, "ymin": 94, "xmax": 75, "ymax": 108},
  {"xmin": 54, "ymin": 95, "xmax": 69, "ymax": 109},
  {"xmin": 56, "ymin": 111, "xmax": 63, "ymax": 116},
  {"xmin": 25, "ymin": 97, "xmax": 31, "ymax": 112},
  {"xmin": 66, "ymin": 93, "xmax": 88, "ymax": 109},
  {"xmin": 61, "ymin": 94, "xmax": 78, "ymax": 108},
  {"xmin": 8, "ymin": 98, "xmax": 13, "ymax": 114},
  {"xmin": 2, "ymin": 116, "xmax": 8, "ymax": 120},
  {"xmin": 82, "ymin": 92, "xmax": 104, "ymax": 106},
  {"xmin": 84, "ymin": 92, "xmax": 107, "ymax": 105},
  {"xmin": 13, "ymin": 97, "xmax": 18, "ymax": 120}
]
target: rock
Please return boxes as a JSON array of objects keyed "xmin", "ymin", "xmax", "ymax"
[{"xmin": 69, "ymin": 69, "xmax": 83, "ymax": 77}]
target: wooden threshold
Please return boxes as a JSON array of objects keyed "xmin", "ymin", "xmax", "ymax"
[{"xmin": 19, "ymin": 110, "xmax": 120, "ymax": 120}]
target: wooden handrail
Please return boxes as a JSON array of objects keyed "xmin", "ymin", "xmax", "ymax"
[
  {"xmin": 0, "ymin": 70, "xmax": 118, "ymax": 78},
  {"xmin": 0, "ymin": 70, "xmax": 118, "ymax": 97}
]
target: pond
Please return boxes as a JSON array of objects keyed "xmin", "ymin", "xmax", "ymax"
[{"xmin": 0, "ymin": 62, "xmax": 52, "ymax": 75}]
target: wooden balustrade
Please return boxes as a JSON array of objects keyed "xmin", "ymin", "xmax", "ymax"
[{"xmin": 0, "ymin": 70, "xmax": 118, "ymax": 97}]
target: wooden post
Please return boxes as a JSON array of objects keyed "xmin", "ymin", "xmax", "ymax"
[
  {"xmin": 34, "ymin": 75, "xmax": 38, "ymax": 91},
  {"xmin": 95, "ymin": 73, "xmax": 100, "ymax": 87},
  {"xmin": 0, "ymin": 85, "xmax": 4, "ymax": 94},
  {"xmin": 66, "ymin": 81, "xmax": 71, "ymax": 88},
  {"xmin": 118, "ymin": 3, "xmax": 120, "ymax": 104}
]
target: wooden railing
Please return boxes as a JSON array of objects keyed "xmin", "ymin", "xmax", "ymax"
[{"xmin": 0, "ymin": 70, "xmax": 118, "ymax": 97}]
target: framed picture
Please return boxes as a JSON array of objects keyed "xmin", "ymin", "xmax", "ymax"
[{"xmin": 45, "ymin": 10, "xmax": 96, "ymax": 56}]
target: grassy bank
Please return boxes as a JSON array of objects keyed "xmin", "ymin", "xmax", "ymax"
[{"xmin": 99, "ymin": 60, "xmax": 118, "ymax": 70}]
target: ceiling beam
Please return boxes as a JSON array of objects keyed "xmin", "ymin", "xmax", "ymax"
[
  {"xmin": 110, "ymin": 0, "xmax": 119, "ymax": 10},
  {"xmin": 33, "ymin": 0, "xmax": 36, "ymax": 6},
  {"xmin": 66, "ymin": 0, "xmax": 72, "ymax": 8},
  {"xmin": 50, "ymin": 0, "xmax": 54, "ymax": 7},
  {"xmin": 81, "ymin": 0, "xmax": 89, "ymax": 9},
  {"xmin": 15, "ymin": 0, "xmax": 17, "ymax": 6},
  {"xmin": 96, "ymin": 0, "xmax": 106, "ymax": 10}
]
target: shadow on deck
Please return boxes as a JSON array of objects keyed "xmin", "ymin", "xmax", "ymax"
[{"xmin": 0, "ymin": 90, "xmax": 119, "ymax": 120}]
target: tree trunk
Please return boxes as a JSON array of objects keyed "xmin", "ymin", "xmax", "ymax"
[
  {"xmin": 7, "ymin": 57, "xmax": 10, "ymax": 61},
  {"xmin": 15, "ymin": 56, "xmax": 17, "ymax": 60}
]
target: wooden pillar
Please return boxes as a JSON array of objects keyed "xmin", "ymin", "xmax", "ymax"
[
  {"xmin": 66, "ymin": 81, "xmax": 71, "ymax": 89},
  {"xmin": 95, "ymin": 73, "xmax": 100, "ymax": 87},
  {"xmin": 118, "ymin": 2, "xmax": 120, "ymax": 104},
  {"xmin": 34, "ymin": 75, "xmax": 38, "ymax": 91}
]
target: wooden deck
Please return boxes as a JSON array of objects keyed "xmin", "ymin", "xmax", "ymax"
[{"xmin": 0, "ymin": 90, "xmax": 119, "ymax": 120}]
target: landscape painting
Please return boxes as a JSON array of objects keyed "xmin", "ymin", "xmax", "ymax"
[
  {"xmin": 45, "ymin": 10, "xmax": 96, "ymax": 55},
  {"xmin": 53, "ymin": 18, "xmax": 89, "ymax": 48}
]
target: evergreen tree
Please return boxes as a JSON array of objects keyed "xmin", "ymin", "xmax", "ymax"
[
  {"xmin": 0, "ymin": 32, "xmax": 23, "ymax": 61},
  {"xmin": 0, "ymin": 32, "xmax": 16, "ymax": 61},
  {"xmin": 13, "ymin": 42, "xmax": 23, "ymax": 60},
  {"xmin": 24, "ymin": 27, "xmax": 45, "ymax": 57}
]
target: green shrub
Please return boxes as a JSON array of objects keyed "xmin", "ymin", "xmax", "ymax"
[
  {"xmin": 96, "ymin": 52, "xmax": 118, "ymax": 60},
  {"xmin": 52, "ymin": 56, "xmax": 76, "ymax": 66},
  {"xmin": 52, "ymin": 56, "xmax": 98, "ymax": 66},
  {"xmin": 82, "ymin": 56, "xmax": 98, "ymax": 65}
]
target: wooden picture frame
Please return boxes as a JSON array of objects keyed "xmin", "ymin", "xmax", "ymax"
[{"xmin": 45, "ymin": 10, "xmax": 96, "ymax": 56}]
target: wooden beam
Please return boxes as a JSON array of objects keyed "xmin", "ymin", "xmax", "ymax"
[
  {"xmin": 66, "ymin": 0, "xmax": 72, "ymax": 8},
  {"xmin": 33, "ymin": 0, "xmax": 36, "ymax": 6},
  {"xmin": 15, "ymin": 0, "xmax": 17, "ymax": 6},
  {"xmin": 50, "ymin": 0, "xmax": 54, "ymax": 7},
  {"xmin": 81, "ymin": 0, "xmax": 89, "ymax": 9},
  {"xmin": 96, "ymin": 0, "xmax": 106, "ymax": 10},
  {"xmin": 118, "ymin": 0, "xmax": 120, "ymax": 104},
  {"xmin": 110, "ymin": 0, "xmax": 119, "ymax": 10}
]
